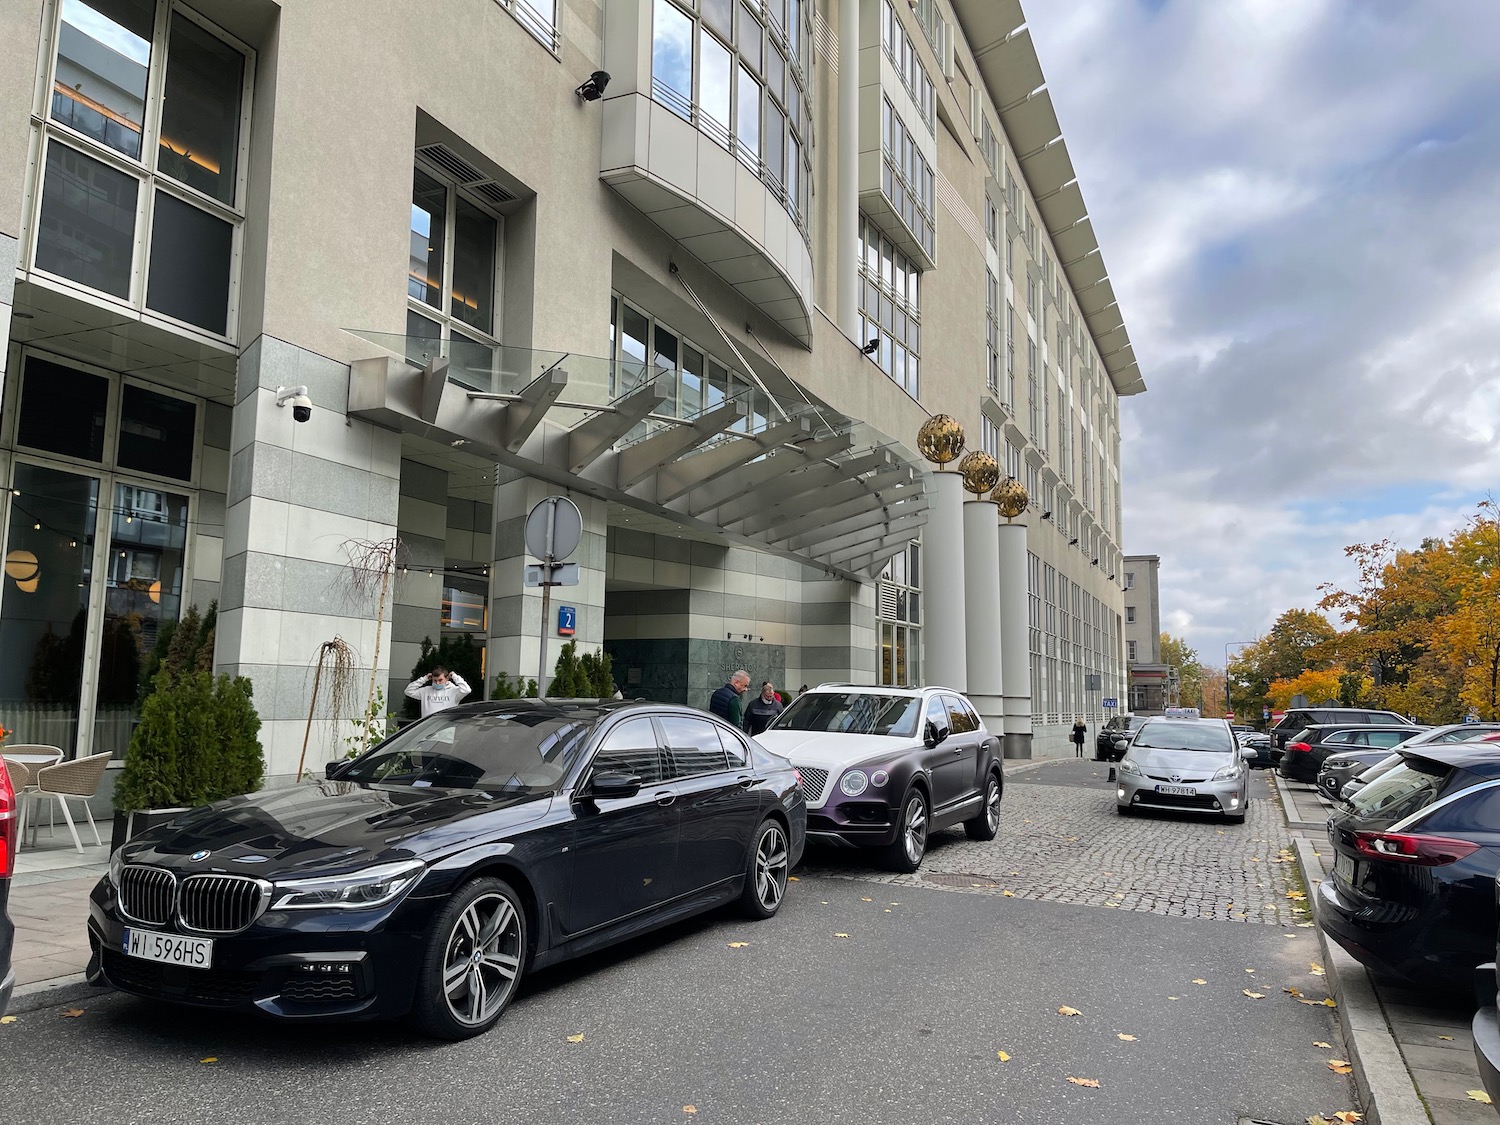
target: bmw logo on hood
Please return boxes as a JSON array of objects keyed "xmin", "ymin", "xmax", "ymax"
[{"xmin": 190, "ymin": 849, "xmax": 211, "ymax": 862}]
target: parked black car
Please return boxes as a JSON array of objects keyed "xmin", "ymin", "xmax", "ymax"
[
  {"xmin": 89, "ymin": 700, "xmax": 805, "ymax": 1040},
  {"xmin": 1270, "ymin": 707, "xmax": 1414, "ymax": 760},
  {"xmin": 1235, "ymin": 729, "xmax": 1274, "ymax": 769},
  {"xmin": 1097, "ymin": 715, "xmax": 1149, "ymax": 762},
  {"xmin": 1318, "ymin": 746, "xmax": 1500, "ymax": 994},
  {"xmin": 1277, "ymin": 723, "xmax": 1425, "ymax": 783},
  {"xmin": 1321, "ymin": 724, "xmax": 1500, "ymax": 801},
  {"xmin": 0, "ymin": 760, "xmax": 15, "ymax": 1016},
  {"xmin": 1473, "ymin": 892, "xmax": 1500, "ymax": 1105}
]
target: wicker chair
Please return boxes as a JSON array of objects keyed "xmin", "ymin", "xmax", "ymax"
[
  {"xmin": 29, "ymin": 751, "xmax": 112, "ymax": 854},
  {"xmin": 2, "ymin": 760, "xmax": 31, "ymax": 850}
]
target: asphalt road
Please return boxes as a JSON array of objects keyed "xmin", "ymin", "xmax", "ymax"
[{"xmin": 0, "ymin": 761, "xmax": 1355, "ymax": 1125}]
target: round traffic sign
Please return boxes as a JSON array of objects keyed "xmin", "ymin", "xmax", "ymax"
[{"xmin": 524, "ymin": 496, "xmax": 583, "ymax": 562}]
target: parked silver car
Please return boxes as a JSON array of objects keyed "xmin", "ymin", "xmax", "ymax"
[{"xmin": 1114, "ymin": 717, "xmax": 1256, "ymax": 824}]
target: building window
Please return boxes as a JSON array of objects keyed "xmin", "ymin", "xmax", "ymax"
[
  {"xmin": 34, "ymin": 0, "xmax": 252, "ymax": 341},
  {"xmin": 495, "ymin": 0, "xmax": 558, "ymax": 51},
  {"xmin": 1027, "ymin": 335, "xmax": 1039, "ymax": 441},
  {"xmin": 649, "ymin": 0, "xmax": 812, "ymax": 231},
  {"xmin": 985, "ymin": 270, "xmax": 1000, "ymax": 395},
  {"xmin": 981, "ymin": 416, "xmax": 999, "ymax": 458},
  {"xmin": 1125, "ymin": 606, "xmax": 1135, "ymax": 624},
  {"xmin": 1005, "ymin": 441, "xmax": 1021, "ymax": 483},
  {"xmin": 1127, "ymin": 640, "xmax": 1137, "ymax": 662},
  {"xmin": 407, "ymin": 161, "xmax": 503, "ymax": 376},
  {"xmin": 880, "ymin": 0, "xmax": 935, "ymax": 130},
  {"xmin": 858, "ymin": 215, "xmax": 920, "ymax": 398},
  {"xmin": 878, "ymin": 543, "xmax": 921, "ymax": 686},
  {"xmin": 1125, "ymin": 571, "xmax": 1135, "ymax": 590},
  {"xmin": 879, "ymin": 98, "xmax": 935, "ymax": 259}
]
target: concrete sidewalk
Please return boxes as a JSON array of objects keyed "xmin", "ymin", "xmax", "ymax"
[
  {"xmin": 7, "ymin": 838, "xmax": 109, "ymax": 1014},
  {"xmin": 1275, "ymin": 771, "xmax": 1494, "ymax": 1125}
]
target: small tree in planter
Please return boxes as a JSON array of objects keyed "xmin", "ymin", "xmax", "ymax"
[
  {"xmin": 546, "ymin": 643, "xmax": 614, "ymax": 698},
  {"xmin": 113, "ymin": 661, "xmax": 263, "ymax": 850}
]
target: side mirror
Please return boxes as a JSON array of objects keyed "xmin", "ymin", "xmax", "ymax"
[
  {"xmin": 924, "ymin": 720, "xmax": 950, "ymax": 749},
  {"xmin": 1112, "ymin": 738, "xmax": 1129, "ymax": 751},
  {"xmin": 1240, "ymin": 747, "xmax": 1258, "ymax": 761},
  {"xmin": 325, "ymin": 761, "xmax": 344, "ymax": 780},
  {"xmin": 589, "ymin": 773, "xmax": 642, "ymax": 800}
]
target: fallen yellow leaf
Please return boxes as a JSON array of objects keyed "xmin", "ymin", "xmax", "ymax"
[
  {"xmin": 787, "ymin": 876, "xmax": 799, "ymax": 882},
  {"xmin": 997, "ymin": 1050, "xmax": 1011, "ymax": 1062},
  {"xmin": 1192, "ymin": 978, "xmax": 1208, "ymax": 985},
  {"xmin": 727, "ymin": 942, "xmax": 749, "ymax": 948},
  {"xmin": 1313, "ymin": 1041, "xmax": 1332, "ymax": 1049},
  {"xmin": 1117, "ymin": 1033, "xmax": 1137, "ymax": 1041},
  {"xmin": 1245, "ymin": 968, "xmax": 1256, "ymax": 974},
  {"xmin": 1331, "ymin": 1112, "xmax": 1363, "ymax": 1123},
  {"xmin": 200, "ymin": 1057, "xmax": 218, "ymax": 1064},
  {"xmin": 566, "ymin": 1033, "xmax": 585, "ymax": 1043},
  {"xmin": 1309, "ymin": 963, "xmax": 1325, "ymax": 976},
  {"xmin": 1057, "ymin": 1005, "xmax": 1082, "ymax": 1017},
  {"xmin": 861, "ymin": 897, "xmax": 872, "ymax": 902},
  {"xmin": 1066, "ymin": 1077, "xmax": 1101, "ymax": 1088},
  {"xmin": 62, "ymin": 1009, "xmax": 84, "ymax": 1018},
  {"xmin": 1243, "ymin": 990, "xmax": 1266, "ymax": 999},
  {"xmin": 1168, "ymin": 996, "xmax": 1179, "ymax": 1001},
  {"xmin": 1285, "ymin": 986, "xmax": 1304, "ymax": 997},
  {"xmin": 1002, "ymin": 890, "xmax": 1015, "ymax": 897},
  {"xmin": 683, "ymin": 1107, "xmax": 698, "ymax": 1116},
  {"xmin": 0, "ymin": 1016, "xmax": 15, "ymax": 1025},
  {"xmin": 1439, "ymin": 1035, "xmax": 1455, "ymax": 1041},
  {"xmin": 1470, "ymin": 1091, "xmax": 1494, "ymax": 1105},
  {"xmin": 834, "ymin": 932, "xmax": 850, "ymax": 939}
]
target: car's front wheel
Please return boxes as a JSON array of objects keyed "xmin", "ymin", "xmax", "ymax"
[
  {"xmin": 412, "ymin": 876, "xmax": 527, "ymax": 1041},
  {"xmin": 964, "ymin": 770, "xmax": 1003, "ymax": 841},
  {"xmin": 882, "ymin": 787, "xmax": 929, "ymax": 873},
  {"xmin": 739, "ymin": 818, "xmax": 791, "ymax": 919}
]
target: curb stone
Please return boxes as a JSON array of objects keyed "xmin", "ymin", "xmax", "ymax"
[
  {"xmin": 7, "ymin": 972, "xmax": 113, "ymax": 1016},
  {"xmin": 1292, "ymin": 836, "xmax": 1431, "ymax": 1125}
]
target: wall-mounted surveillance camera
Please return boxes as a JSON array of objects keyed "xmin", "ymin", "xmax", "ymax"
[
  {"xmin": 575, "ymin": 70, "xmax": 611, "ymax": 101},
  {"xmin": 275, "ymin": 384, "xmax": 312, "ymax": 423}
]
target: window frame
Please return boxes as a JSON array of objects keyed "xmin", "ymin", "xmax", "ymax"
[
  {"xmin": 407, "ymin": 154, "xmax": 507, "ymax": 358},
  {"xmin": 26, "ymin": 0, "xmax": 255, "ymax": 347}
]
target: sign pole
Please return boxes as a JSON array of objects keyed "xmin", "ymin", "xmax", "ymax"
[{"xmin": 537, "ymin": 502, "xmax": 556, "ymax": 698}]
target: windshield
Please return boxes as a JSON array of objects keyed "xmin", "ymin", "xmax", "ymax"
[
  {"xmin": 340, "ymin": 708, "xmax": 594, "ymax": 792},
  {"xmin": 1347, "ymin": 758, "xmax": 1450, "ymax": 820},
  {"xmin": 1133, "ymin": 720, "xmax": 1233, "ymax": 753},
  {"xmin": 771, "ymin": 692, "xmax": 922, "ymax": 738}
]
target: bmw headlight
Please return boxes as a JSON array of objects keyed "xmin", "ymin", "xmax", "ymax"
[
  {"xmin": 1118, "ymin": 759, "xmax": 1143, "ymax": 777},
  {"xmin": 108, "ymin": 849, "xmax": 125, "ymax": 889},
  {"xmin": 1211, "ymin": 764, "xmax": 1241, "ymax": 781},
  {"xmin": 840, "ymin": 770, "xmax": 870, "ymax": 796},
  {"xmin": 270, "ymin": 859, "xmax": 425, "ymax": 911}
]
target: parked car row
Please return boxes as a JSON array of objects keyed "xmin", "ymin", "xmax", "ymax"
[{"xmin": 88, "ymin": 682, "xmax": 1006, "ymax": 1040}]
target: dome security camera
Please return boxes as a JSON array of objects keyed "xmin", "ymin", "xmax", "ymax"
[{"xmin": 275, "ymin": 385, "xmax": 312, "ymax": 423}]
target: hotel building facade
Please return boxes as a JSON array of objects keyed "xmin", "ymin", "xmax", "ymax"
[{"xmin": 0, "ymin": 0, "xmax": 1145, "ymax": 786}]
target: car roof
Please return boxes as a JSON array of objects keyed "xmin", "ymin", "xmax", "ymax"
[
  {"xmin": 1299, "ymin": 723, "xmax": 1422, "ymax": 732},
  {"xmin": 446, "ymin": 699, "xmax": 674, "ymax": 721},
  {"xmin": 1399, "ymin": 745, "xmax": 1500, "ymax": 777},
  {"xmin": 807, "ymin": 684, "xmax": 939, "ymax": 695}
]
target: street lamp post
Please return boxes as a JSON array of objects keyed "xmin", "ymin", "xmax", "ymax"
[{"xmin": 1225, "ymin": 640, "xmax": 1255, "ymax": 723}]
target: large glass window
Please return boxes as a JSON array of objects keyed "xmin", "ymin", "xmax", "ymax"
[
  {"xmin": 649, "ymin": 0, "xmax": 812, "ymax": 232},
  {"xmin": 34, "ymin": 1, "xmax": 251, "ymax": 340},
  {"xmin": 857, "ymin": 215, "xmax": 921, "ymax": 398},
  {"xmin": 878, "ymin": 543, "xmax": 921, "ymax": 686},
  {"xmin": 406, "ymin": 160, "xmax": 503, "ymax": 363},
  {"xmin": 117, "ymin": 384, "xmax": 197, "ymax": 481},
  {"xmin": 879, "ymin": 98, "xmax": 935, "ymax": 259},
  {"xmin": 18, "ymin": 358, "xmax": 110, "ymax": 463}
]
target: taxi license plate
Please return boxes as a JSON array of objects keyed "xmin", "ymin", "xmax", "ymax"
[
  {"xmin": 1334, "ymin": 852, "xmax": 1356, "ymax": 884},
  {"xmin": 123, "ymin": 927, "xmax": 214, "ymax": 968},
  {"xmin": 1155, "ymin": 784, "xmax": 1196, "ymax": 797}
]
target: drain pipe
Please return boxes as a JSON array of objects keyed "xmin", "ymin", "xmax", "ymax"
[{"xmin": 836, "ymin": 0, "xmax": 859, "ymax": 339}]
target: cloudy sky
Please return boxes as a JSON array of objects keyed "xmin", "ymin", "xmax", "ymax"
[{"xmin": 1025, "ymin": 0, "xmax": 1500, "ymax": 666}]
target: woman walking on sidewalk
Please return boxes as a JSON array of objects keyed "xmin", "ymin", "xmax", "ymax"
[{"xmin": 1071, "ymin": 717, "xmax": 1087, "ymax": 758}]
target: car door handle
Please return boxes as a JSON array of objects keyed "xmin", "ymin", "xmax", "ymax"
[
  {"xmin": 736, "ymin": 776, "xmax": 755, "ymax": 789},
  {"xmin": 654, "ymin": 791, "xmax": 676, "ymax": 807}
]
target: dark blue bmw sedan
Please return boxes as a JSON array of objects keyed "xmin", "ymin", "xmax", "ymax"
[{"xmin": 89, "ymin": 700, "xmax": 804, "ymax": 1039}]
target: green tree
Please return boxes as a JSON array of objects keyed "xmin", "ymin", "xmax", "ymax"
[{"xmin": 1160, "ymin": 634, "xmax": 1206, "ymax": 709}]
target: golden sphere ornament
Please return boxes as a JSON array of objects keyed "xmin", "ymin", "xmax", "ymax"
[
  {"xmin": 957, "ymin": 450, "xmax": 1000, "ymax": 496},
  {"xmin": 916, "ymin": 414, "xmax": 965, "ymax": 465},
  {"xmin": 992, "ymin": 477, "xmax": 1029, "ymax": 520}
]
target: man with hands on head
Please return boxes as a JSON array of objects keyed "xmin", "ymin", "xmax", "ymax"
[{"xmin": 405, "ymin": 664, "xmax": 472, "ymax": 717}]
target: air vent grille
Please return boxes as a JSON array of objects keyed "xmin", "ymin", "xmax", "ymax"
[
  {"xmin": 470, "ymin": 180, "xmax": 517, "ymax": 205},
  {"xmin": 418, "ymin": 143, "xmax": 483, "ymax": 184}
]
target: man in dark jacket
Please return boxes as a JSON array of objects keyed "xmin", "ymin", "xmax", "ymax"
[
  {"xmin": 709, "ymin": 670, "xmax": 750, "ymax": 728},
  {"xmin": 743, "ymin": 681, "xmax": 785, "ymax": 735}
]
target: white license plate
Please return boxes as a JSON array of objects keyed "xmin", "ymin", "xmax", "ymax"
[
  {"xmin": 1155, "ymin": 784, "xmax": 1196, "ymax": 797},
  {"xmin": 1334, "ymin": 852, "xmax": 1356, "ymax": 884},
  {"xmin": 123, "ymin": 927, "xmax": 214, "ymax": 968}
]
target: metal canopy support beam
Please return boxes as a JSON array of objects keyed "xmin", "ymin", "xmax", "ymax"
[
  {"xmin": 567, "ymin": 376, "xmax": 671, "ymax": 473},
  {"xmin": 502, "ymin": 367, "xmax": 568, "ymax": 452},
  {"xmin": 616, "ymin": 400, "xmax": 748, "ymax": 490},
  {"xmin": 742, "ymin": 464, "xmax": 916, "ymax": 538},
  {"xmin": 781, "ymin": 491, "xmax": 928, "ymax": 552},
  {"xmin": 764, "ymin": 487, "xmax": 925, "ymax": 546},
  {"xmin": 846, "ymin": 539, "xmax": 912, "ymax": 578},
  {"xmin": 681, "ymin": 433, "xmax": 854, "ymax": 516},
  {"xmin": 419, "ymin": 355, "xmax": 450, "ymax": 424},
  {"xmin": 712, "ymin": 447, "xmax": 892, "ymax": 527},
  {"xmin": 821, "ymin": 513, "xmax": 931, "ymax": 565},
  {"xmin": 652, "ymin": 417, "xmax": 812, "ymax": 503}
]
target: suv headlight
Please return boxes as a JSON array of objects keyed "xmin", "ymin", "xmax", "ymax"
[
  {"xmin": 840, "ymin": 770, "xmax": 870, "ymax": 796},
  {"xmin": 1212, "ymin": 764, "xmax": 1241, "ymax": 781},
  {"xmin": 270, "ymin": 859, "xmax": 425, "ymax": 911},
  {"xmin": 1118, "ymin": 758, "xmax": 1143, "ymax": 777}
]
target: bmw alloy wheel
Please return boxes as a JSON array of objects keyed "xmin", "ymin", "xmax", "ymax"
[
  {"xmin": 442, "ymin": 892, "xmax": 523, "ymax": 1027},
  {"xmin": 755, "ymin": 823, "xmax": 789, "ymax": 911}
]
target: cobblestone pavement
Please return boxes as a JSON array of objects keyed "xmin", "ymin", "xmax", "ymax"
[{"xmin": 798, "ymin": 758, "xmax": 1313, "ymax": 926}]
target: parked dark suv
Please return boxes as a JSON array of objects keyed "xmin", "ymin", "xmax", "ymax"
[
  {"xmin": 1097, "ymin": 715, "xmax": 1149, "ymax": 761},
  {"xmin": 1270, "ymin": 707, "xmax": 1413, "ymax": 760},
  {"xmin": 1277, "ymin": 723, "xmax": 1426, "ymax": 783}
]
